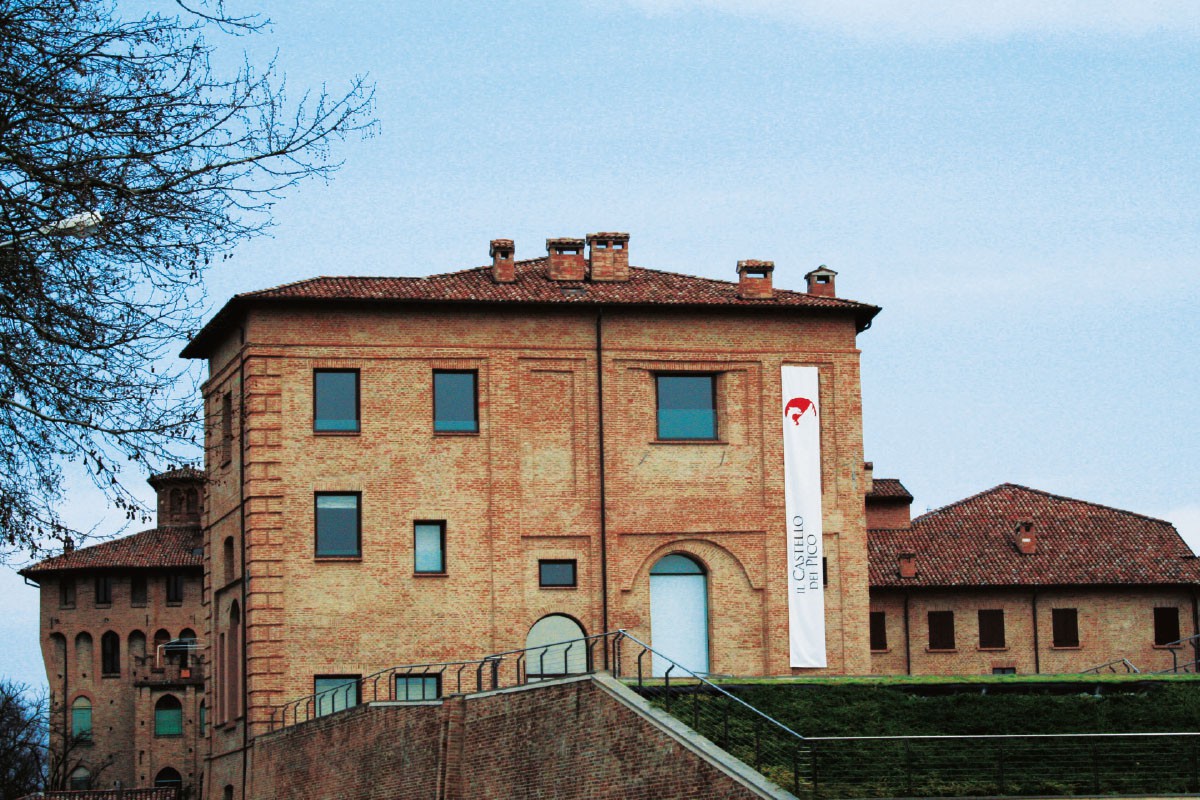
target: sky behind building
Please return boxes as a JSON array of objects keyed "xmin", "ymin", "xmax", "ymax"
[{"xmin": 2, "ymin": 0, "xmax": 1197, "ymax": 691}]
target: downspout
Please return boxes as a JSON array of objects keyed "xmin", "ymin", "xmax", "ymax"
[
  {"xmin": 238, "ymin": 328, "xmax": 249, "ymax": 800},
  {"xmin": 1031, "ymin": 590, "xmax": 1040, "ymax": 674},
  {"xmin": 902, "ymin": 593, "xmax": 911, "ymax": 675},
  {"xmin": 595, "ymin": 311, "xmax": 610, "ymax": 646},
  {"xmin": 1191, "ymin": 591, "xmax": 1198, "ymax": 669}
]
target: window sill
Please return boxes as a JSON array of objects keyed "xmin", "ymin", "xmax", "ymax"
[
  {"xmin": 870, "ymin": 648, "xmax": 890, "ymax": 654},
  {"xmin": 1050, "ymin": 645, "xmax": 1081, "ymax": 650},
  {"xmin": 1153, "ymin": 643, "xmax": 1184, "ymax": 649},
  {"xmin": 977, "ymin": 647, "xmax": 1009, "ymax": 652},
  {"xmin": 414, "ymin": 572, "xmax": 448, "ymax": 578},
  {"xmin": 155, "ymin": 733, "xmax": 183, "ymax": 739},
  {"xmin": 315, "ymin": 556, "xmax": 363, "ymax": 563},
  {"xmin": 433, "ymin": 430, "xmax": 479, "ymax": 437},
  {"xmin": 926, "ymin": 648, "xmax": 957, "ymax": 653},
  {"xmin": 651, "ymin": 439, "xmax": 727, "ymax": 446},
  {"xmin": 313, "ymin": 429, "xmax": 360, "ymax": 436},
  {"xmin": 166, "ymin": 601, "xmax": 183, "ymax": 607},
  {"xmin": 60, "ymin": 605, "xmax": 76, "ymax": 611},
  {"xmin": 131, "ymin": 602, "xmax": 147, "ymax": 608},
  {"xmin": 95, "ymin": 603, "xmax": 111, "ymax": 609},
  {"xmin": 101, "ymin": 673, "xmax": 121, "ymax": 679},
  {"xmin": 539, "ymin": 585, "xmax": 578, "ymax": 590}
]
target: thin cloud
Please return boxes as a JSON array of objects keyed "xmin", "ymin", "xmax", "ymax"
[{"xmin": 612, "ymin": 0, "xmax": 1200, "ymax": 39}]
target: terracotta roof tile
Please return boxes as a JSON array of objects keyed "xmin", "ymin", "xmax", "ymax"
[
  {"xmin": 868, "ymin": 478, "xmax": 913, "ymax": 500},
  {"xmin": 20, "ymin": 526, "xmax": 202, "ymax": 577},
  {"xmin": 869, "ymin": 484, "xmax": 1199, "ymax": 588},
  {"xmin": 183, "ymin": 259, "xmax": 880, "ymax": 357}
]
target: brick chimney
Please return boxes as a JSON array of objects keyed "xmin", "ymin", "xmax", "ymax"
[
  {"xmin": 1015, "ymin": 521, "xmax": 1037, "ymax": 554},
  {"xmin": 805, "ymin": 266, "xmax": 837, "ymax": 297},
  {"xmin": 898, "ymin": 553, "xmax": 917, "ymax": 579},
  {"xmin": 736, "ymin": 260, "xmax": 774, "ymax": 299},
  {"xmin": 546, "ymin": 238, "xmax": 586, "ymax": 281},
  {"xmin": 490, "ymin": 238, "xmax": 515, "ymax": 283},
  {"xmin": 586, "ymin": 232, "xmax": 630, "ymax": 282}
]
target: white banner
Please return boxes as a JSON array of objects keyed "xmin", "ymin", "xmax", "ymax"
[{"xmin": 782, "ymin": 365, "xmax": 826, "ymax": 668}]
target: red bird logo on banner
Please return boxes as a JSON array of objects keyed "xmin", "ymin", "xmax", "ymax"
[{"xmin": 783, "ymin": 397, "xmax": 817, "ymax": 424}]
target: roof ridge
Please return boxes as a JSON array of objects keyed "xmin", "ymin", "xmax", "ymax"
[{"xmin": 912, "ymin": 482, "xmax": 1178, "ymax": 529}]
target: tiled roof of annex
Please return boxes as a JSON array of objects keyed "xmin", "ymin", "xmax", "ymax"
[
  {"xmin": 868, "ymin": 478, "xmax": 913, "ymax": 500},
  {"xmin": 869, "ymin": 483, "xmax": 1199, "ymax": 588},
  {"xmin": 182, "ymin": 257, "xmax": 880, "ymax": 357},
  {"xmin": 20, "ymin": 525, "xmax": 202, "ymax": 577}
]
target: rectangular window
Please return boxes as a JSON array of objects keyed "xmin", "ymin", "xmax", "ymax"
[
  {"xmin": 220, "ymin": 391, "xmax": 234, "ymax": 464},
  {"xmin": 1052, "ymin": 608, "xmax": 1079, "ymax": 648},
  {"xmin": 314, "ymin": 370, "xmax": 360, "ymax": 432},
  {"xmin": 101, "ymin": 634, "xmax": 120, "ymax": 675},
  {"xmin": 978, "ymin": 609, "xmax": 1006, "ymax": 649},
  {"xmin": 869, "ymin": 611, "xmax": 888, "ymax": 651},
  {"xmin": 539, "ymin": 560, "xmax": 577, "ymax": 588},
  {"xmin": 166, "ymin": 574, "xmax": 184, "ymax": 605},
  {"xmin": 315, "ymin": 493, "xmax": 361, "ymax": 558},
  {"xmin": 928, "ymin": 610, "xmax": 955, "ymax": 651},
  {"xmin": 94, "ymin": 576, "xmax": 112, "ymax": 606},
  {"xmin": 414, "ymin": 521, "xmax": 445, "ymax": 574},
  {"xmin": 656, "ymin": 374, "xmax": 716, "ymax": 440},
  {"xmin": 1154, "ymin": 607, "xmax": 1181, "ymax": 646},
  {"xmin": 59, "ymin": 578, "xmax": 76, "ymax": 609},
  {"xmin": 314, "ymin": 675, "xmax": 360, "ymax": 717},
  {"xmin": 131, "ymin": 575, "xmax": 147, "ymax": 607},
  {"xmin": 992, "ymin": 667, "xmax": 1017, "ymax": 675},
  {"xmin": 395, "ymin": 674, "xmax": 441, "ymax": 702},
  {"xmin": 433, "ymin": 370, "xmax": 478, "ymax": 433}
]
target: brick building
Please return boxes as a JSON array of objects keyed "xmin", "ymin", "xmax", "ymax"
[
  {"xmin": 179, "ymin": 233, "xmax": 881, "ymax": 797},
  {"xmin": 20, "ymin": 469, "xmax": 207, "ymax": 795},
  {"xmin": 867, "ymin": 481, "xmax": 1200, "ymax": 675}
]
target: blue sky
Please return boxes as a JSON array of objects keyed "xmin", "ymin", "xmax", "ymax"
[{"xmin": 2, "ymin": 1, "xmax": 1198, "ymax": 691}]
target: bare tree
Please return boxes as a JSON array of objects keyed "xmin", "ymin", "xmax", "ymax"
[
  {"xmin": 0, "ymin": 0, "xmax": 375, "ymax": 560},
  {"xmin": 0, "ymin": 679, "xmax": 45, "ymax": 799}
]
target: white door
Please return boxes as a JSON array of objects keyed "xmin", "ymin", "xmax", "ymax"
[{"xmin": 650, "ymin": 554, "xmax": 709, "ymax": 676}]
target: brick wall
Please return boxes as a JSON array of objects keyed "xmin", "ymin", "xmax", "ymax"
[
  {"xmin": 248, "ymin": 676, "xmax": 786, "ymax": 800},
  {"xmin": 870, "ymin": 587, "xmax": 1197, "ymax": 675}
]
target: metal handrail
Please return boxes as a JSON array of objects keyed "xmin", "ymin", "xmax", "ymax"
[{"xmin": 1080, "ymin": 657, "xmax": 1140, "ymax": 674}]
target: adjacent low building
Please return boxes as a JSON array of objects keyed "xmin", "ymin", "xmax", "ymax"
[{"xmin": 868, "ymin": 481, "xmax": 1200, "ymax": 676}]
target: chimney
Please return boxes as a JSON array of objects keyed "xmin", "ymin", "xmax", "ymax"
[
  {"xmin": 805, "ymin": 265, "xmax": 837, "ymax": 297},
  {"xmin": 898, "ymin": 553, "xmax": 917, "ymax": 579},
  {"xmin": 1015, "ymin": 521, "xmax": 1037, "ymax": 554},
  {"xmin": 490, "ymin": 239, "xmax": 515, "ymax": 283},
  {"xmin": 863, "ymin": 461, "xmax": 875, "ymax": 495},
  {"xmin": 546, "ymin": 238, "xmax": 586, "ymax": 281},
  {"xmin": 586, "ymin": 232, "xmax": 630, "ymax": 282},
  {"xmin": 736, "ymin": 260, "xmax": 774, "ymax": 299}
]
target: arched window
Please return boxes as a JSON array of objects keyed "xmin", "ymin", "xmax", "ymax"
[
  {"xmin": 74, "ymin": 632, "xmax": 93, "ymax": 678},
  {"xmin": 128, "ymin": 630, "xmax": 146, "ymax": 667},
  {"xmin": 649, "ymin": 553, "xmax": 710, "ymax": 676},
  {"xmin": 524, "ymin": 614, "xmax": 588, "ymax": 679},
  {"xmin": 170, "ymin": 488, "xmax": 183, "ymax": 516},
  {"xmin": 199, "ymin": 700, "xmax": 207, "ymax": 736},
  {"xmin": 50, "ymin": 633, "xmax": 66, "ymax": 677},
  {"xmin": 223, "ymin": 785, "xmax": 234, "ymax": 800},
  {"xmin": 154, "ymin": 767, "xmax": 183, "ymax": 788},
  {"xmin": 101, "ymin": 631, "xmax": 120, "ymax": 675},
  {"xmin": 154, "ymin": 695, "xmax": 183, "ymax": 737},
  {"xmin": 153, "ymin": 629, "xmax": 170, "ymax": 666},
  {"xmin": 226, "ymin": 603, "xmax": 241, "ymax": 720},
  {"xmin": 69, "ymin": 767, "xmax": 91, "ymax": 790},
  {"xmin": 223, "ymin": 537, "xmax": 235, "ymax": 584},
  {"xmin": 71, "ymin": 697, "xmax": 92, "ymax": 741},
  {"xmin": 176, "ymin": 628, "xmax": 197, "ymax": 668},
  {"xmin": 186, "ymin": 488, "xmax": 199, "ymax": 515}
]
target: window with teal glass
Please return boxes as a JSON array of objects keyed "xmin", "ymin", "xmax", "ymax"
[
  {"xmin": 656, "ymin": 375, "xmax": 716, "ymax": 440},
  {"xmin": 154, "ymin": 695, "xmax": 182, "ymax": 736},
  {"xmin": 433, "ymin": 371, "xmax": 477, "ymax": 432},
  {"xmin": 395, "ymin": 674, "xmax": 441, "ymax": 701},
  {"xmin": 71, "ymin": 697, "xmax": 92, "ymax": 741},
  {"xmin": 414, "ymin": 521, "xmax": 445, "ymax": 574},
  {"xmin": 314, "ymin": 675, "xmax": 360, "ymax": 717},
  {"xmin": 314, "ymin": 370, "xmax": 359, "ymax": 432},
  {"xmin": 315, "ymin": 493, "xmax": 361, "ymax": 557}
]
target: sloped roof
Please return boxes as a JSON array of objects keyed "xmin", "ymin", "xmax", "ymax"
[
  {"xmin": 20, "ymin": 525, "xmax": 202, "ymax": 578},
  {"xmin": 869, "ymin": 483, "xmax": 1199, "ymax": 588},
  {"xmin": 183, "ymin": 258, "xmax": 880, "ymax": 357},
  {"xmin": 868, "ymin": 478, "xmax": 913, "ymax": 500}
]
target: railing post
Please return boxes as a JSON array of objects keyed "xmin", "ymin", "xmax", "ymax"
[{"xmin": 664, "ymin": 665, "xmax": 673, "ymax": 712}]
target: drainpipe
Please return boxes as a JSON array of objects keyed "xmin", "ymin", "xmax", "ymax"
[
  {"xmin": 1031, "ymin": 590, "xmax": 1040, "ymax": 675},
  {"xmin": 902, "ymin": 593, "xmax": 911, "ymax": 675},
  {"xmin": 595, "ymin": 311, "xmax": 610, "ymax": 651},
  {"xmin": 1191, "ymin": 591, "xmax": 1198, "ymax": 669}
]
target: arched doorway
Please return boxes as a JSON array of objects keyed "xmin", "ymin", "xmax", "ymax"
[
  {"xmin": 154, "ymin": 767, "xmax": 182, "ymax": 789},
  {"xmin": 524, "ymin": 614, "xmax": 587, "ymax": 680},
  {"xmin": 650, "ymin": 553, "xmax": 709, "ymax": 676}
]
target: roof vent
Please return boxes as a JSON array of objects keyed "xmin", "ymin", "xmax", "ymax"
[
  {"xmin": 898, "ymin": 553, "xmax": 917, "ymax": 579},
  {"xmin": 736, "ymin": 260, "xmax": 774, "ymax": 299},
  {"xmin": 805, "ymin": 265, "xmax": 837, "ymax": 297},
  {"xmin": 490, "ymin": 239, "xmax": 515, "ymax": 283},
  {"xmin": 547, "ymin": 237, "xmax": 586, "ymax": 281},
  {"xmin": 1015, "ymin": 521, "xmax": 1037, "ymax": 554}
]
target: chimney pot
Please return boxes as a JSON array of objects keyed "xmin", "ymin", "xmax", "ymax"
[
  {"xmin": 490, "ymin": 238, "xmax": 515, "ymax": 283},
  {"xmin": 736, "ymin": 260, "xmax": 775, "ymax": 299},
  {"xmin": 586, "ymin": 232, "xmax": 630, "ymax": 282},
  {"xmin": 805, "ymin": 265, "xmax": 838, "ymax": 297},
  {"xmin": 546, "ymin": 237, "xmax": 586, "ymax": 281}
]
